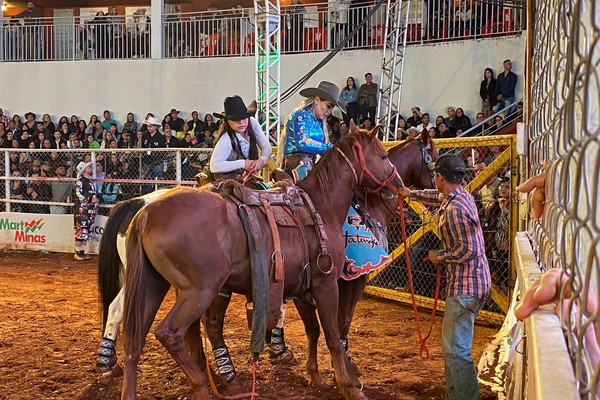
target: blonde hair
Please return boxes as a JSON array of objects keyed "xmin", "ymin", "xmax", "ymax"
[{"xmin": 276, "ymin": 97, "xmax": 329, "ymax": 166}]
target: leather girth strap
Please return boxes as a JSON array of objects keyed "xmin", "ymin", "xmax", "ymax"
[{"xmin": 259, "ymin": 193, "xmax": 285, "ymax": 330}]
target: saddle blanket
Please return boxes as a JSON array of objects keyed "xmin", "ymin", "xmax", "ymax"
[{"xmin": 341, "ymin": 206, "xmax": 390, "ymax": 281}]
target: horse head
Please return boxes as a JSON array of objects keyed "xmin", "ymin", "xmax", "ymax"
[
  {"xmin": 389, "ymin": 138, "xmax": 438, "ymax": 190},
  {"xmin": 340, "ymin": 120, "xmax": 402, "ymax": 194}
]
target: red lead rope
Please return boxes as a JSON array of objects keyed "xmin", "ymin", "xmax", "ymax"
[{"xmin": 397, "ymin": 196, "xmax": 442, "ymax": 359}]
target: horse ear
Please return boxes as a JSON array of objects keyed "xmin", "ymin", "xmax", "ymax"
[
  {"xmin": 349, "ymin": 119, "xmax": 359, "ymax": 134},
  {"xmin": 369, "ymin": 124, "xmax": 382, "ymax": 139}
]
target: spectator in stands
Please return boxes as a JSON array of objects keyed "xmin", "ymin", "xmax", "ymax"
[
  {"xmin": 199, "ymin": 129, "xmax": 215, "ymax": 148},
  {"xmin": 505, "ymin": 101, "xmax": 524, "ymax": 124},
  {"xmin": 19, "ymin": 130, "xmax": 33, "ymax": 148},
  {"xmin": 210, "ymin": 95, "xmax": 271, "ymax": 180},
  {"xmin": 398, "ymin": 154, "xmax": 490, "ymax": 400},
  {"xmin": 164, "ymin": 126, "xmax": 180, "ymax": 148},
  {"xmin": 444, "ymin": 106, "xmax": 456, "ymax": 129},
  {"xmin": 285, "ymin": 0, "xmax": 305, "ymax": 52},
  {"xmin": 162, "ymin": 114, "xmax": 172, "ymax": 132},
  {"xmin": 453, "ymin": 108, "xmax": 472, "ymax": 134},
  {"xmin": 101, "ymin": 110, "xmax": 117, "ymax": 131},
  {"xmin": 109, "ymin": 6, "xmax": 124, "ymax": 58},
  {"xmin": 93, "ymin": 12, "xmax": 111, "ymax": 59},
  {"xmin": 474, "ymin": 159, "xmax": 501, "ymax": 211},
  {"xmin": 73, "ymin": 161, "xmax": 98, "ymax": 261},
  {"xmin": 406, "ymin": 106, "xmax": 423, "ymax": 127},
  {"xmin": 69, "ymin": 115, "xmax": 79, "ymax": 133},
  {"xmin": 106, "ymin": 154, "xmax": 125, "ymax": 179},
  {"xmin": 75, "ymin": 120, "xmax": 87, "ymax": 141},
  {"xmin": 492, "ymin": 115, "xmax": 504, "ymax": 132},
  {"xmin": 51, "ymin": 131, "xmax": 66, "ymax": 149},
  {"xmin": 140, "ymin": 113, "xmax": 155, "ymax": 134},
  {"xmin": 25, "ymin": 112, "xmax": 37, "ymax": 130},
  {"xmin": 100, "ymin": 131, "xmax": 116, "ymax": 149},
  {"xmin": 85, "ymin": 133, "xmax": 100, "ymax": 149},
  {"xmin": 416, "ymin": 113, "xmax": 434, "ymax": 132},
  {"xmin": 187, "ymin": 111, "xmax": 205, "ymax": 137},
  {"xmin": 10, "ymin": 170, "xmax": 27, "ymax": 212},
  {"xmin": 474, "ymin": 112, "xmax": 491, "ymax": 135},
  {"xmin": 493, "ymin": 59, "xmax": 518, "ymax": 116},
  {"xmin": 92, "ymin": 120, "xmax": 106, "ymax": 141},
  {"xmin": 122, "ymin": 112, "xmax": 137, "ymax": 134},
  {"xmin": 16, "ymin": 2, "xmax": 43, "ymax": 60},
  {"xmin": 41, "ymin": 114, "xmax": 55, "ymax": 137},
  {"xmin": 204, "ymin": 113, "xmax": 218, "ymax": 133},
  {"xmin": 479, "ymin": 68, "xmax": 497, "ymax": 118},
  {"xmin": 482, "ymin": 178, "xmax": 510, "ymax": 290},
  {"xmin": 57, "ymin": 121, "xmax": 71, "ymax": 140},
  {"xmin": 167, "ymin": 108, "xmax": 185, "ymax": 132},
  {"xmin": 453, "ymin": 0, "xmax": 472, "ymax": 37},
  {"xmin": 396, "ymin": 117, "xmax": 408, "ymax": 140},
  {"xmin": 50, "ymin": 164, "xmax": 71, "ymax": 214},
  {"xmin": 86, "ymin": 115, "xmax": 99, "ymax": 134},
  {"xmin": 429, "ymin": 0, "xmax": 450, "ymax": 40},
  {"xmin": 178, "ymin": 121, "xmax": 192, "ymax": 142},
  {"xmin": 435, "ymin": 115, "xmax": 445, "ymax": 127},
  {"xmin": 0, "ymin": 108, "xmax": 9, "ymax": 127},
  {"xmin": 117, "ymin": 131, "xmax": 132, "ymax": 148},
  {"xmin": 181, "ymin": 133, "xmax": 195, "ymax": 148},
  {"xmin": 339, "ymin": 77, "xmax": 359, "ymax": 125},
  {"xmin": 24, "ymin": 172, "xmax": 51, "ymax": 214},
  {"xmin": 438, "ymin": 122, "xmax": 454, "ymax": 139},
  {"xmin": 13, "ymin": 114, "xmax": 23, "ymax": 131},
  {"xmin": 358, "ymin": 72, "xmax": 378, "ymax": 125},
  {"xmin": 33, "ymin": 121, "xmax": 46, "ymax": 141}
]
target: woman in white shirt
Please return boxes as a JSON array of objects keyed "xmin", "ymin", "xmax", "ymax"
[{"xmin": 209, "ymin": 95, "xmax": 271, "ymax": 181}]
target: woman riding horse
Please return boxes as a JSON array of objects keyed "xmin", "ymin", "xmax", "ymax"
[{"xmin": 210, "ymin": 95, "xmax": 271, "ymax": 181}]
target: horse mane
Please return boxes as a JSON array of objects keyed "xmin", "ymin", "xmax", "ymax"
[{"xmin": 298, "ymin": 133, "xmax": 360, "ymax": 200}]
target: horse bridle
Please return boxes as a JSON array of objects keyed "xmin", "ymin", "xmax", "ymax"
[{"xmin": 335, "ymin": 141, "xmax": 399, "ymax": 194}]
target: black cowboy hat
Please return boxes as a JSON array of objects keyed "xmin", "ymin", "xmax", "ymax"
[
  {"xmin": 25, "ymin": 112, "xmax": 36, "ymax": 120},
  {"xmin": 213, "ymin": 96, "xmax": 257, "ymax": 121},
  {"xmin": 299, "ymin": 81, "xmax": 346, "ymax": 113}
]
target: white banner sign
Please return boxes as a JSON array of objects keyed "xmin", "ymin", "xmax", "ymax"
[{"xmin": 0, "ymin": 212, "xmax": 107, "ymax": 255}]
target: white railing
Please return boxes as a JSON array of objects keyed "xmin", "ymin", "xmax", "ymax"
[
  {"xmin": 0, "ymin": 1, "xmax": 525, "ymax": 62},
  {"xmin": 1, "ymin": 147, "xmax": 212, "ymax": 213}
]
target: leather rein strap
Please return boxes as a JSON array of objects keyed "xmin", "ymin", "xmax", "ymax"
[{"xmin": 335, "ymin": 142, "xmax": 398, "ymax": 194}]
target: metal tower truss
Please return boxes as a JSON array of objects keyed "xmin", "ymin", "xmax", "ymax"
[
  {"xmin": 254, "ymin": 0, "xmax": 282, "ymax": 144},
  {"xmin": 376, "ymin": 0, "xmax": 411, "ymax": 141}
]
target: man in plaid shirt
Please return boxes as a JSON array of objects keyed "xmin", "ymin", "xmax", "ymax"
[{"xmin": 399, "ymin": 153, "xmax": 491, "ymax": 400}]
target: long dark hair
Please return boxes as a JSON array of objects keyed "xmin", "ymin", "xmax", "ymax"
[
  {"xmin": 215, "ymin": 117, "xmax": 259, "ymax": 160},
  {"xmin": 344, "ymin": 76, "xmax": 356, "ymax": 91},
  {"xmin": 484, "ymin": 67, "xmax": 494, "ymax": 80}
]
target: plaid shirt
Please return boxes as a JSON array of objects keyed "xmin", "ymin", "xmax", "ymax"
[
  {"xmin": 0, "ymin": 114, "xmax": 9, "ymax": 128},
  {"xmin": 410, "ymin": 186, "xmax": 491, "ymax": 298}
]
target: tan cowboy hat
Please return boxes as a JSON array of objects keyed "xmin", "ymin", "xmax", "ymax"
[
  {"xmin": 299, "ymin": 81, "xmax": 346, "ymax": 113},
  {"xmin": 213, "ymin": 96, "xmax": 257, "ymax": 121},
  {"xmin": 76, "ymin": 161, "xmax": 94, "ymax": 178},
  {"xmin": 142, "ymin": 116, "xmax": 161, "ymax": 126}
]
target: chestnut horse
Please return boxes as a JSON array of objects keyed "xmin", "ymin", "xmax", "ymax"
[
  {"xmin": 120, "ymin": 131, "xmax": 401, "ymax": 400},
  {"xmin": 95, "ymin": 134, "xmax": 438, "ymax": 389}
]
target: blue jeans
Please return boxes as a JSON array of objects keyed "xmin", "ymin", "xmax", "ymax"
[
  {"xmin": 492, "ymin": 96, "xmax": 515, "ymax": 117},
  {"xmin": 442, "ymin": 294, "xmax": 486, "ymax": 400}
]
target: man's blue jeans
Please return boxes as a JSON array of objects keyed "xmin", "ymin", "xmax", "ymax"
[
  {"xmin": 492, "ymin": 97, "xmax": 515, "ymax": 117},
  {"xmin": 442, "ymin": 294, "xmax": 486, "ymax": 400}
]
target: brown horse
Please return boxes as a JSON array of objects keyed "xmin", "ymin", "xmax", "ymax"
[{"xmin": 120, "ymin": 130, "xmax": 401, "ymax": 400}]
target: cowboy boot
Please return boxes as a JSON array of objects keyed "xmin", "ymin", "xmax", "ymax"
[{"xmin": 74, "ymin": 250, "xmax": 91, "ymax": 261}]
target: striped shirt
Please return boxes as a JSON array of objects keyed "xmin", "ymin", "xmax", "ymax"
[{"xmin": 410, "ymin": 186, "xmax": 491, "ymax": 298}]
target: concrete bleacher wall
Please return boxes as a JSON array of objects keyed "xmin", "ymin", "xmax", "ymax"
[{"xmin": 0, "ymin": 35, "xmax": 524, "ymax": 126}]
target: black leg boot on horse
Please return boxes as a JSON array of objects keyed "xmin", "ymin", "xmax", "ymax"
[{"xmin": 265, "ymin": 303, "xmax": 297, "ymax": 365}]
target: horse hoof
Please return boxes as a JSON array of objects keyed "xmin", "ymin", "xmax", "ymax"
[
  {"xmin": 111, "ymin": 363, "xmax": 123, "ymax": 378},
  {"xmin": 98, "ymin": 371, "xmax": 114, "ymax": 386},
  {"xmin": 309, "ymin": 375, "xmax": 332, "ymax": 390},
  {"xmin": 269, "ymin": 349, "xmax": 298, "ymax": 365}
]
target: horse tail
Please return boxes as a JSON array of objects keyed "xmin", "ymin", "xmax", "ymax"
[
  {"xmin": 98, "ymin": 197, "xmax": 144, "ymax": 329},
  {"xmin": 123, "ymin": 210, "xmax": 150, "ymax": 358}
]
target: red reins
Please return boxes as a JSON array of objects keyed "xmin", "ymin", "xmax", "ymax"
[
  {"xmin": 352, "ymin": 140, "xmax": 398, "ymax": 194},
  {"xmin": 397, "ymin": 197, "xmax": 442, "ymax": 359}
]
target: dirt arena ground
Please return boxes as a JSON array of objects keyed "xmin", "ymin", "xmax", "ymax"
[{"xmin": 0, "ymin": 250, "xmax": 498, "ymax": 400}]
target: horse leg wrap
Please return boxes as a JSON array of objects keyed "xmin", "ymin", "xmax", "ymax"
[
  {"xmin": 96, "ymin": 337, "xmax": 117, "ymax": 371},
  {"xmin": 268, "ymin": 327, "xmax": 288, "ymax": 355},
  {"xmin": 213, "ymin": 346, "xmax": 236, "ymax": 382}
]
